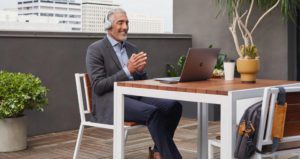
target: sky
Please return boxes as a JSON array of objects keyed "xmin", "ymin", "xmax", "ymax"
[{"xmin": 0, "ymin": 0, "xmax": 173, "ymax": 32}]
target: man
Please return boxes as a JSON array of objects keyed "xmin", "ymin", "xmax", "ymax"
[{"xmin": 86, "ymin": 8, "xmax": 182, "ymax": 159}]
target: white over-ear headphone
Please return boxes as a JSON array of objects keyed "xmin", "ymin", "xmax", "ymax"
[{"xmin": 104, "ymin": 13, "xmax": 112, "ymax": 30}]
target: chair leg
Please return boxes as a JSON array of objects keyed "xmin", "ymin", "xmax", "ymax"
[
  {"xmin": 124, "ymin": 129, "xmax": 128, "ymax": 143},
  {"xmin": 208, "ymin": 140, "xmax": 214, "ymax": 159},
  {"xmin": 73, "ymin": 124, "xmax": 85, "ymax": 159},
  {"xmin": 252, "ymin": 153, "xmax": 261, "ymax": 159}
]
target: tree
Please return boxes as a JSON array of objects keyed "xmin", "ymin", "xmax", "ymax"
[{"xmin": 216, "ymin": 0, "xmax": 300, "ymax": 59}]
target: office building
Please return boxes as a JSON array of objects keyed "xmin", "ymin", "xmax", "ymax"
[
  {"xmin": 17, "ymin": 0, "xmax": 82, "ymax": 31},
  {"xmin": 81, "ymin": 0, "xmax": 119, "ymax": 32},
  {"xmin": 0, "ymin": 9, "xmax": 73, "ymax": 31},
  {"xmin": 81, "ymin": 0, "xmax": 164, "ymax": 33},
  {"xmin": 128, "ymin": 14, "xmax": 164, "ymax": 33}
]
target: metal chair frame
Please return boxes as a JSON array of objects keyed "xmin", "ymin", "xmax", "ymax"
[
  {"xmin": 208, "ymin": 86, "xmax": 300, "ymax": 159},
  {"xmin": 73, "ymin": 73, "xmax": 143, "ymax": 159}
]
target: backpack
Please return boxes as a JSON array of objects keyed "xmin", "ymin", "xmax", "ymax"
[
  {"xmin": 234, "ymin": 87, "xmax": 287, "ymax": 159},
  {"xmin": 234, "ymin": 101, "xmax": 262, "ymax": 159}
]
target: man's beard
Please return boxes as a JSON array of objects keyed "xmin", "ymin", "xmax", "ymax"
[{"xmin": 122, "ymin": 35, "xmax": 127, "ymax": 41}]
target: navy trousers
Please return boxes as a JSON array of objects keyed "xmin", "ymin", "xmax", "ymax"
[{"xmin": 124, "ymin": 97, "xmax": 182, "ymax": 159}]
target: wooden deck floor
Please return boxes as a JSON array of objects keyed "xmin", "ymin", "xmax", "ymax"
[
  {"xmin": 2, "ymin": 118, "xmax": 300, "ymax": 159},
  {"xmin": 0, "ymin": 118, "xmax": 220, "ymax": 159}
]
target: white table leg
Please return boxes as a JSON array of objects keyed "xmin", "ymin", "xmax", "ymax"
[
  {"xmin": 198, "ymin": 102, "xmax": 208, "ymax": 159},
  {"xmin": 113, "ymin": 84, "xmax": 125, "ymax": 159},
  {"xmin": 220, "ymin": 93, "xmax": 236, "ymax": 159}
]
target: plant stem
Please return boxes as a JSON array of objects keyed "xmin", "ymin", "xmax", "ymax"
[
  {"xmin": 230, "ymin": 0, "xmax": 242, "ymax": 58},
  {"xmin": 238, "ymin": 19, "xmax": 254, "ymax": 45},
  {"xmin": 251, "ymin": 0, "xmax": 281, "ymax": 34},
  {"xmin": 245, "ymin": 0, "xmax": 254, "ymax": 29},
  {"xmin": 229, "ymin": 24, "xmax": 242, "ymax": 58},
  {"xmin": 237, "ymin": 11, "xmax": 249, "ymax": 45}
]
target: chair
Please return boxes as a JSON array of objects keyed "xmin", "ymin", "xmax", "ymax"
[
  {"xmin": 209, "ymin": 86, "xmax": 300, "ymax": 159},
  {"xmin": 208, "ymin": 97, "xmax": 262, "ymax": 159},
  {"xmin": 73, "ymin": 73, "xmax": 144, "ymax": 159},
  {"xmin": 253, "ymin": 86, "xmax": 300, "ymax": 159}
]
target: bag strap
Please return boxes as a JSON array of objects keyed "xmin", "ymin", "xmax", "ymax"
[
  {"xmin": 272, "ymin": 87, "xmax": 286, "ymax": 152},
  {"xmin": 277, "ymin": 87, "xmax": 286, "ymax": 105}
]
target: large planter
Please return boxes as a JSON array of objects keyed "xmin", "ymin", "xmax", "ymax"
[
  {"xmin": 0, "ymin": 116, "xmax": 27, "ymax": 152},
  {"xmin": 236, "ymin": 58, "xmax": 260, "ymax": 83}
]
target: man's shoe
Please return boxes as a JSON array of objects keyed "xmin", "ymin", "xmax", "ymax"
[
  {"xmin": 147, "ymin": 147, "xmax": 161, "ymax": 159},
  {"xmin": 153, "ymin": 152, "xmax": 161, "ymax": 159},
  {"xmin": 147, "ymin": 147, "xmax": 154, "ymax": 159}
]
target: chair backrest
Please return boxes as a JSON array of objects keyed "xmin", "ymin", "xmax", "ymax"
[
  {"xmin": 75, "ymin": 73, "xmax": 93, "ymax": 122},
  {"xmin": 256, "ymin": 86, "xmax": 300, "ymax": 151}
]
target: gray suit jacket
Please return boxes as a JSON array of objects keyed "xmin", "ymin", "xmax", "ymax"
[{"xmin": 86, "ymin": 36, "xmax": 147, "ymax": 124}]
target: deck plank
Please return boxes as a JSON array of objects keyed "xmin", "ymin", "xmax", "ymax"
[{"xmin": 1, "ymin": 118, "xmax": 218, "ymax": 159}]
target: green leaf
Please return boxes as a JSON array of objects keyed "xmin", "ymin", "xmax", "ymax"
[
  {"xmin": 166, "ymin": 55, "xmax": 186, "ymax": 77},
  {"xmin": 214, "ymin": 53, "xmax": 227, "ymax": 70},
  {"xmin": 0, "ymin": 71, "xmax": 49, "ymax": 118}
]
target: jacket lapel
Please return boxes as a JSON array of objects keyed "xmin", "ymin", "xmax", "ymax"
[
  {"xmin": 103, "ymin": 36, "xmax": 122, "ymax": 69},
  {"xmin": 125, "ymin": 44, "xmax": 133, "ymax": 58},
  {"xmin": 124, "ymin": 41, "xmax": 139, "ymax": 57}
]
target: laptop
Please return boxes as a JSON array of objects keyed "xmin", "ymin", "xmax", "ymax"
[{"xmin": 154, "ymin": 48, "xmax": 220, "ymax": 83}]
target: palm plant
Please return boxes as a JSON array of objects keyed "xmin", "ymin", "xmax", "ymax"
[{"xmin": 216, "ymin": 0, "xmax": 300, "ymax": 59}]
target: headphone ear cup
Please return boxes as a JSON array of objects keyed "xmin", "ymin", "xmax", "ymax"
[{"xmin": 104, "ymin": 15, "xmax": 112, "ymax": 30}]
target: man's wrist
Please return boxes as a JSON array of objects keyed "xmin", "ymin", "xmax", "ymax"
[{"xmin": 123, "ymin": 66, "xmax": 134, "ymax": 80}]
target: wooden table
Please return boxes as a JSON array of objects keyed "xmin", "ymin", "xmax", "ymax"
[{"xmin": 113, "ymin": 78, "xmax": 299, "ymax": 159}]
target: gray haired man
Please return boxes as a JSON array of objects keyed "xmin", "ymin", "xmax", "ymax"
[{"xmin": 86, "ymin": 8, "xmax": 182, "ymax": 159}]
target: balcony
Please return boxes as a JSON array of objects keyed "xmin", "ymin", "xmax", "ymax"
[{"xmin": 0, "ymin": 0, "xmax": 299, "ymax": 158}]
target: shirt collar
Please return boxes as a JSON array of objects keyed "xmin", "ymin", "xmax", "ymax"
[{"xmin": 106, "ymin": 34, "xmax": 126, "ymax": 48}]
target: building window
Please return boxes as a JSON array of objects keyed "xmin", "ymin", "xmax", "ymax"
[
  {"xmin": 23, "ymin": 1, "xmax": 33, "ymax": 4},
  {"xmin": 72, "ymin": 28, "xmax": 81, "ymax": 31},
  {"xmin": 24, "ymin": 7, "xmax": 32, "ymax": 10},
  {"xmin": 69, "ymin": 3, "xmax": 80, "ymax": 6},
  {"xmin": 69, "ymin": 21, "xmax": 81, "ymax": 24},
  {"xmin": 55, "ymin": 7, "xmax": 67, "ymax": 11},
  {"xmin": 41, "ymin": 0, "xmax": 53, "ymax": 3},
  {"xmin": 40, "ymin": 13, "xmax": 53, "ymax": 16},
  {"xmin": 69, "ymin": 15, "xmax": 81, "ymax": 18},
  {"xmin": 59, "ymin": 20, "xmax": 67, "ymax": 24},
  {"xmin": 40, "ymin": 6, "xmax": 53, "ymax": 10},
  {"xmin": 69, "ymin": 8, "xmax": 80, "ymax": 12},
  {"xmin": 55, "ymin": 1, "xmax": 67, "ymax": 4},
  {"xmin": 55, "ymin": 14, "xmax": 67, "ymax": 17}
]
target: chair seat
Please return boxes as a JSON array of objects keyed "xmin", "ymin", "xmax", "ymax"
[
  {"xmin": 125, "ymin": 121, "xmax": 139, "ymax": 126},
  {"xmin": 262, "ymin": 141, "xmax": 300, "ymax": 152}
]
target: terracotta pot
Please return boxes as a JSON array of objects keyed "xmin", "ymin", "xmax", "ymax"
[{"xmin": 236, "ymin": 58, "xmax": 260, "ymax": 83}]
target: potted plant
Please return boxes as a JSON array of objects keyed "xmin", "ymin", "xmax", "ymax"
[
  {"xmin": 212, "ymin": 53, "xmax": 227, "ymax": 78},
  {"xmin": 166, "ymin": 55, "xmax": 186, "ymax": 77},
  {"xmin": 216, "ymin": 0, "xmax": 300, "ymax": 82},
  {"xmin": 0, "ymin": 71, "xmax": 48, "ymax": 152}
]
